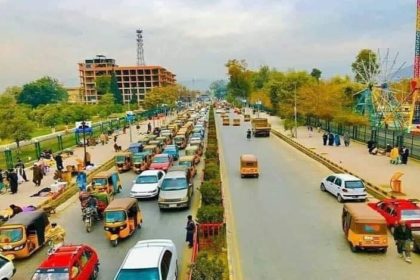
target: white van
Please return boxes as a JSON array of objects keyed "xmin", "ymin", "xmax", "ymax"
[{"xmin": 158, "ymin": 169, "xmax": 193, "ymax": 209}]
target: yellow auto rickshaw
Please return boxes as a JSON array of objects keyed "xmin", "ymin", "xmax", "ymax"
[
  {"xmin": 157, "ymin": 136, "xmax": 171, "ymax": 146},
  {"xmin": 103, "ymin": 198, "xmax": 143, "ymax": 247},
  {"xmin": 244, "ymin": 114, "xmax": 251, "ymax": 122},
  {"xmin": 223, "ymin": 117, "xmax": 230, "ymax": 126},
  {"xmin": 240, "ymin": 154, "xmax": 259, "ymax": 178},
  {"xmin": 132, "ymin": 152, "xmax": 152, "ymax": 173},
  {"xmin": 149, "ymin": 140, "xmax": 164, "ymax": 153},
  {"xmin": 233, "ymin": 118, "xmax": 241, "ymax": 126},
  {"xmin": 147, "ymin": 134, "xmax": 158, "ymax": 141},
  {"xmin": 178, "ymin": 156, "xmax": 197, "ymax": 177},
  {"xmin": 342, "ymin": 203, "xmax": 388, "ymax": 253},
  {"xmin": 185, "ymin": 145, "xmax": 200, "ymax": 164},
  {"xmin": 115, "ymin": 152, "xmax": 132, "ymax": 173},
  {"xmin": 0, "ymin": 211, "xmax": 49, "ymax": 259},
  {"xmin": 143, "ymin": 144, "xmax": 159, "ymax": 156},
  {"xmin": 138, "ymin": 135, "xmax": 150, "ymax": 146},
  {"xmin": 89, "ymin": 171, "xmax": 122, "ymax": 195}
]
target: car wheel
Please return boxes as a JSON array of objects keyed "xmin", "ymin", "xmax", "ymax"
[
  {"xmin": 337, "ymin": 194, "xmax": 344, "ymax": 203},
  {"xmin": 90, "ymin": 264, "xmax": 99, "ymax": 280},
  {"xmin": 320, "ymin": 183, "xmax": 326, "ymax": 192},
  {"xmin": 241, "ymin": 174, "xmax": 244, "ymax": 178},
  {"xmin": 112, "ymin": 239, "xmax": 118, "ymax": 247},
  {"xmin": 350, "ymin": 243, "xmax": 358, "ymax": 252},
  {"xmin": 381, "ymin": 248, "xmax": 387, "ymax": 254}
]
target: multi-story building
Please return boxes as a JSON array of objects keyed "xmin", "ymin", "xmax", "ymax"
[
  {"xmin": 65, "ymin": 87, "xmax": 82, "ymax": 103},
  {"xmin": 78, "ymin": 55, "xmax": 176, "ymax": 103}
]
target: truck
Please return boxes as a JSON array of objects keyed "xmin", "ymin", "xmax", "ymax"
[{"xmin": 251, "ymin": 118, "xmax": 271, "ymax": 137}]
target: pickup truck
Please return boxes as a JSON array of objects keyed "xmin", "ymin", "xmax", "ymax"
[{"xmin": 251, "ymin": 118, "xmax": 271, "ymax": 137}]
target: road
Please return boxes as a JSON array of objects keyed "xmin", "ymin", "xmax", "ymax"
[
  {"xmin": 14, "ymin": 150, "xmax": 204, "ymax": 279},
  {"xmin": 218, "ymin": 111, "xmax": 420, "ymax": 280}
]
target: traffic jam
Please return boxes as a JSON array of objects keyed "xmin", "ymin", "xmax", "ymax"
[{"xmin": 0, "ymin": 105, "xmax": 209, "ymax": 279}]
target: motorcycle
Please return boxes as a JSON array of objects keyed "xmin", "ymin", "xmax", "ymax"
[
  {"xmin": 47, "ymin": 240, "xmax": 64, "ymax": 256},
  {"xmin": 82, "ymin": 207, "xmax": 95, "ymax": 233}
]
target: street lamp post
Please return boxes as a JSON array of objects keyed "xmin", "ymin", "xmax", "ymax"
[
  {"xmin": 81, "ymin": 120, "xmax": 87, "ymax": 167},
  {"xmin": 294, "ymin": 83, "xmax": 298, "ymax": 138}
]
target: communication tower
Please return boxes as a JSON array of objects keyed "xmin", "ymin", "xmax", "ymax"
[{"xmin": 136, "ymin": 29, "xmax": 145, "ymax": 66}]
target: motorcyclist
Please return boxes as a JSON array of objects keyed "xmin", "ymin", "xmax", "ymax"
[
  {"xmin": 246, "ymin": 129, "xmax": 251, "ymax": 139},
  {"xmin": 45, "ymin": 222, "xmax": 65, "ymax": 253},
  {"xmin": 86, "ymin": 194, "xmax": 100, "ymax": 220}
]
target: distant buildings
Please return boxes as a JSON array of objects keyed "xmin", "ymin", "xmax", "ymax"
[
  {"xmin": 78, "ymin": 55, "xmax": 176, "ymax": 104},
  {"xmin": 65, "ymin": 87, "xmax": 82, "ymax": 103}
]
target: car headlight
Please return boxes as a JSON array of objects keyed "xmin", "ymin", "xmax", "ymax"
[{"xmin": 14, "ymin": 244, "xmax": 24, "ymax": 251}]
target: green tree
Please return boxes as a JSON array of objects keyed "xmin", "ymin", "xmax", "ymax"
[
  {"xmin": 225, "ymin": 59, "xmax": 252, "ymax": 99},
  {"xmin": 95, "ymin": 75, "xmax": 111, "ymax": 95},
  {"xmin": 310, "ymin": 68, "xmax": 322, "ymax": 82},
  {"xmin": 143, "ymin": 86, "xmax": 180, "ymax": 110},
  {"xmin": 110, "ymin": 72, "xmax": 123, "ymax": 104},
  {"xmin": 351, "ymin": 49, "xmax": 379, "ymax": 83},
  {"xmin": 98, "ymin": 93, "xmax": 116, "ymax": 118},
  {"xmin": 1, "ymin": 86, "xmax": 22, "ymax": 101},
  {"xmin": 18, "ymin": 77, "xmax": 68, "ymax": 107},
  {"xmin": 209, "ymin": 80, "xmax": 227, "ymax": 99},
  {"xmin": 0, "ymin": 107, "xmax": 34, "ymax": 149},
  {"xmin": 268, "ymin": 81, "xmax": 281, "ymax": 114},
  {"xmin": 253, "ymin": 65, "xmax": 270, "ymax": 89}
]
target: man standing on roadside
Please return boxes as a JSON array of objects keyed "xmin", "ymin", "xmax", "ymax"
[
  {"xmin": 7, "ymin": 169, "xmax": 18, "ymax": 194},
  {"xmin": 54, "ymin": 153, "xmax": 64, "ymax": 171},
  {"xmin": 322, "ymin": 132, "xmax": 328, "ymax": 146},
  {"xmin": 185, "ymin": 215, "xmax": 196, "ymax": 248},
  {"xmin": 394, "ymin": 220, "xmax": 413, "ymax": 263},
  {"xmin": 32, "ymin": 163, "xmax": 43, "ymax": 187},
  {"xmin": 15, "ymin": 158, "xmax": 29, "ymax": 182},
  {"xmin": 401, "ymin": 146, "xmax": 409, "ymax": 165}
]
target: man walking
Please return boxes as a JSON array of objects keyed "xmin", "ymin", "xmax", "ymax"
[
  {"xmin": 15, "ymin": 158, "xmax": 29, "ymax": 182},
  {"xmin": 185, "ymin": 215, "xmax": 196, "ymax": 248},
  {"xmin": 343, "ymin": 132, "xmax": 350, "ymax": 147},
  {"xmin": 32, "ymin": 163, "xmax": 43, "ymax": 187},
  {"xmin": 322, "ymin": 132, "xmax": 328, "ymax": 146},
  {"xmin": 394, "ymin": 220, "xmax": 413, "ymax": 263},
  {"xmin": 401, "ymin": 146, "xmax": 409, "ymax": 165},
  {"xmin": 7, "ymin": 169, "xmax": 18, "ymax": 194},
  {"xmin": 54, "ymin": 153, "xmax": 64, "ymax": 171}
]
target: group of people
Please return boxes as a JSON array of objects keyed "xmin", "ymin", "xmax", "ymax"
[
  {"xmin": 387, "ymin": 144, "xmax": 410, "ymax": 165},
  {"xmin": 0, "ymin": 158, "xmax": 29, "ymax": 194},
  {"xmin": 322, "ymin": 132, "xmax": 350, "ymax": 147}
]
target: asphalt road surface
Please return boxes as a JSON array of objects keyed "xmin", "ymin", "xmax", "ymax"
[
  {"xmin": 218, "ymin": 111, "xmax": 420, "ymax": 280},
  {"xmin": 14, "ymin": 150, "xmax": 203, "ymax": 279}
]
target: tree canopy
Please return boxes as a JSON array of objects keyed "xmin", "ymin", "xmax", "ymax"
[
  {"xmin": 209, "ymin": 80, "xmax": 227, "ymax": 99},
  {"xmin": 18, "ymin": 77, "xmax": 68, "ymax": 107},
  {"xmin": 351, "ymin": 49, "xmax": 379, "ymax": 84}
]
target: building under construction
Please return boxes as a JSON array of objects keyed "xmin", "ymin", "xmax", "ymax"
[{"xmin": 78, "ymin": 55, "xmax": 176, "ymax": 104}]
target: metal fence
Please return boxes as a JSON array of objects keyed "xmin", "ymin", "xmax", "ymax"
[
  {"xmin": 308, "ymin": 117, "xmax": 420, "ymax": 160},
  {"xmin": 0, "ymin": 108, "xmax": 168, "ymax": 170}
]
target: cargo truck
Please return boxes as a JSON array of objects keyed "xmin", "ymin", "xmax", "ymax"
[{"xmin": 251, "ymin": 118, "xmax": 271, "ymax": 137}]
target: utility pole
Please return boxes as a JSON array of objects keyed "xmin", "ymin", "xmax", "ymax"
[{"xmin": 294, "ymin": 83, "xmax": 298, "ymax": 138}]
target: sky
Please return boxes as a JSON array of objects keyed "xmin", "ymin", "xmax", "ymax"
[{"xmin": 0, "ymin": 0, "xmax": 416, "ymax": 91}]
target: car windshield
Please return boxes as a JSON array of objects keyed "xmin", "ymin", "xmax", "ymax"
[
  {"xmin": 0, "ymin": 227, "xmax": 23, "ymax": 243},
  {"xmin": 136, "ymin": 176, "xmax": 158, "ymax": 184},
  {"xmin": 401, "ymin": 209, "xmax": 420, "ymax": 221},
  {"xmin": 161, "ymin": 177, "xmax": 187, "ymax": 191},
  {"xmin": 115, "ymin": 268, "xmax": 159, "ymax": 280},
  {"xmin": 92, "ymin": 178, "xmax": 107, "ymax": 186},
  {"xmin": 344, "ymin": 180, "xmax": 364, "ymax": 189},
  {"xmin": 105, "ymin": 211, "xmax": 126, "ymax": 223},
  {"xmin": 32, "ymin": 269, "xmax": 69, "ymax": 280},
  {"xmin": 153, "ymin": 156, "xmax": 168, "ymax": 163},
  {"xmin": 179, "ymin": 161, "xmax": 192, "ymax": 167}
]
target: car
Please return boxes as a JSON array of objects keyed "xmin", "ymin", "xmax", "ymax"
[
  {"xmin": 163, "ymin": 145, "xmax": 180, "ymax": 161},
  {"xmin": 191, "ymin": 133, "xmax": 203, "ymax": 140},
  {"xmin": 320, "ymin": 173, "xmax": 367, "ymax": 202},
  {"xmin": 149, "ymin": 154, "xmax": 173, "ymax": 172},
  {"xmin": 0, "ymin": 254, "xmax": 15, "ymax": 280},
  {"xmin": 368, "ymin": 199, "xmax": 420, "ymax": 231},
  {"xmin": 158, "ymin": 169, "xmax": 193, "ymax": 209},
  {"xmin": 32, "ymin": 244, "xmax": 99, "ymax": 280},
  {"xmin": 130, "ymin": 170, "xmax": 165, "ymax": 198},
  {"xmin": 114, "ymin": 239, "xmax": 178, "ymax": 280}
]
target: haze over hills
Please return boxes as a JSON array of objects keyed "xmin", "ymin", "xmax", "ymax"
[{"xmin": 179, "ymin": 79, "xmax": 219, "ymax": 92}]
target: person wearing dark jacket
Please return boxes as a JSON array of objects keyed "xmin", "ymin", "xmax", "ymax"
[
  {"xmin": 54, "ymin": 153, "xmax": 64, "ymax": 171},
  {"xmin": 322, "ymin": 132, "xmax": 328, "ymax": 146},
  {"xmin": 401, "ymin": 146, "xmax": 409, "ymax": 165},
  {"xmin": 394, "ymin": 220, "xmax": 413, "ymax": 263},
  {"xmin": 328, "ymin": 132, "xmax": 334, "ymax": 146},
  {"xmin": 15, "ymin": 158, "xmax": 28, "ymax": 182},
  {"xmin": 185, "ymin": 215, "xmax": 196, "ymax": 248},
  {"xmin": 7, "ymin": 169, "xmax": 18, "ymax": 194}
]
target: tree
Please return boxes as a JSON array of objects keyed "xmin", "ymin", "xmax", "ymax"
[
  {"xmin": 95, "ymin": 75, "xmax": 111, "ymax": 95},
  {"xmin": 252, "ymin": 65, "xmax": 270, "ymax": 90},
  {"xmin": 110, "ymin": 72, "xmax": 123, "ymax": 104},
  {"xmin": 209, "ymin": 80, "xmax": 227, "ymax": 99},
  {"xmin": 98, "ymin": 93, "xmax": 116, "ymax": 118},
  {"xmin": 351, "ymin": 49, "xmax": 379, "ymax": 83},
  {"xmin": 18, "ymin": 77, "xmax": 68, "ymax": 107},
  {"xmin": 1, "ymin": 86, "xmax": 22, "ymax": 101},
  {"xmin": 143, "ymin": 86, "xmax": 180, "ymax": 110},
  {"xmin": 310, "ymin": 68, "xmax": 322, "ymax": 82},
  {"xmin": 0, "ymin": 107, "xmax": 34, "ymax": 149},
  {"xmin": 225, "ymin": 59, "xmax": 252, "ymax": 99}
]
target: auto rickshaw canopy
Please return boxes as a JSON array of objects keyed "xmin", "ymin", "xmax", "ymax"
[
  {"xmin": 105, "ymin": 198, "xmax": 138, "ymax": 211},
  {"xmin": 343, "ymin": 203, "xmax": 387, "ymax": 224}
]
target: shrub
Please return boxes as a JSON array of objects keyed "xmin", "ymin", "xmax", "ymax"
[
  {"xmin": 191, "ymin": 253, "xmax": 225, "ymax": 280},
  {"xmin": 197, "ymin": 205, "xmax": 224, "ymax": 223},
  {"xmin": 204, "ymin": 163, "xmax": 220, "ymax": 180},
  {"xmin": 200, "ymin": 181, "xmax": 222, "ymax": 205}
]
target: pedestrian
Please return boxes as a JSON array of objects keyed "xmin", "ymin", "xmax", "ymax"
[
  {"xmin": 7, "ymin": 169, "xmax": 18, "ymax": 194},
  {"xmin": 15, "ymin": 158, "xmax": 29, "ymax": 182},
  {"xmin": 308, "ymin": 126, "xmax": 313, "ymax": 138},
  {"xmin": 390, "ymin": 146, "xmax": 400, "ymax": 164},
  {"xmin": 401, "ymin": 146, "xmax": 409, "ymax": 165},
  {"xmin": 385, "ymin": 144, "xmax": 392, "ymax": 157},
  {"xmin": 114, "ymin": 134, "xmax": 118, "ymax": 143},
  {"xmin": 322, "ymin": 132, "xmax": 328, "ymax": 146},
  {"xmin": 32, "ymin": 163, "xmax": 43, "ymax": 187},
  {"xmin": 185, "ymin": 215, "xmax": 196, "ymax": 248},
  {"xmin": 54, "ymin": 153, "xmax": 64, "ymax": 171},
  {"xmin": 0, "ymin": 169, "xmax": 4, "ymax": 192},
  {"xmin": 328, "ymin": 132, "xmax": 334, "ymax": 146},
  {"xmin": 343, "ymin": 132, "xmax": 350, "ymax": 147},
  {"xmin": 136, "ymin": 123, "xmax": 140, "ymax": 132},
  {"xmin": 76, "ymin": 171, "xmax": 87, "ymax": 191},
  {"xmin": 100, "ymin": 133, "xmax": 106, "ymax": 145},
  {"xmin": 147, "ymin": 122, "xmax": 152, "ymax": 134},
  {"xmin": 85, "ymin": 152, "xmax": 92, "ymax": 166},
  {"xmin": 123, "ymin": 126, "xmax": 127, "ymax": 134},
  {"xmin": 334, "ymin": 134, "xmax": 341, "ymax": 146},
  {"xmin": 393, "ymin": 220, "xmax": 413, "ymax": 263}
]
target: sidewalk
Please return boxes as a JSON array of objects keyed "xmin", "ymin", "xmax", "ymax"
[
  {"xmin": 266, "ymin": 115, "xmax": 420, "ymax": 200},
  {"xmin": 0, "ymin": 114, "xmax": 175, "ymax": 208}
]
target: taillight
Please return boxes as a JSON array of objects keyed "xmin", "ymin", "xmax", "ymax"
[{"xmin": 342, "ymin": 188, "xmax": 348, "ymax": 192}]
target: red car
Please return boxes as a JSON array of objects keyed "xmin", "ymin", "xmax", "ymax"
[
  {"xmin": 368, "ymin": 199, "xmax": 420, "ymax": 231},
  {"xmin": 31, "ymin": 244, "xmax": 99, "ymax": 280},
  {"xmin": 149, "ymin": 154, "xmax": 173, "ymax": 172}
]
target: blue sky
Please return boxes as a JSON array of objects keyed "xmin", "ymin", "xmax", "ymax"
[{"xmin": 0, "ymin": 0, "xmax": 415, "ymax": 90}]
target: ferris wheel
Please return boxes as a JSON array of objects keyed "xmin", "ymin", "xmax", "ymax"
[{"xmin": 353, "ymin": 49, "xmax": 413, "ymax": 132}]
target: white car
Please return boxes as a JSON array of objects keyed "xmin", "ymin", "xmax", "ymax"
[
  {"xmin": 320, "ymin": 173, "xmax": 367, "ymax": 202},
  {"xmin": 114, "ymin": 239, "xmax": 178, "ymax": 280},
  {"xmin": 0, "ymin": 254, "xmax": 15, "ymax": 280},
  {"xmin": 130, "ymin": 170, "xmax": 165, "ymax": 198}
]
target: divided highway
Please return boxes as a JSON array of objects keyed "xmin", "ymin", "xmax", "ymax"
[{"xmin": 218, "ymin": 111, "xmax": 420, "ymax": 279}]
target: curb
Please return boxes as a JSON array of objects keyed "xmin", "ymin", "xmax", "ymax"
[{"xmin": 271, "ymin": 129, "xmax": 399, "ymax": 200}]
